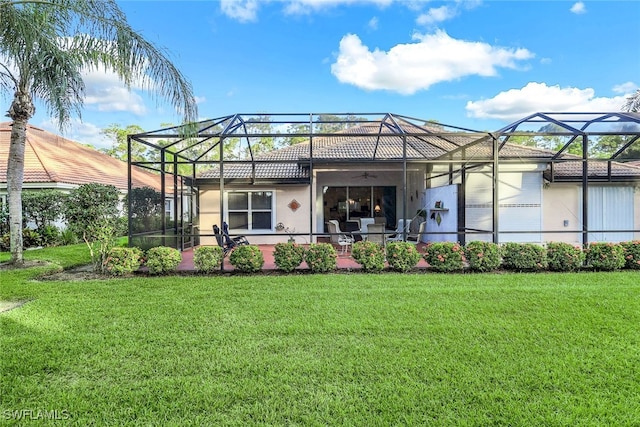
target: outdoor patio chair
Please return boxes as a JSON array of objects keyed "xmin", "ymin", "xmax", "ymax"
[
  {"xmin": 387, "ymin": 219, "xmax": 412, "ymax": 242},
  {"xmin": 366, "ymin": 223, "xmax": 386, "ymax": 247},
  {"xmin": 327, "ymin": 220, "xmax": 354, "ymax": 254},
  {"xmin": 358, "ymin": 218, "xmax": 375, "ymax": 235},
  {"xmin": 213, "ymin": 222, "xmax": 250, "ymax": 256},
  {"xmin": 407, "ymin": 221, "xmax": 426, "ymax": 244}
]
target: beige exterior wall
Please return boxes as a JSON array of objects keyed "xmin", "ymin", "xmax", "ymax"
[
  {"xmin": 199, "ymin": 185, "xmax": 312, "ymax": 246},
  {"xmin": 543, "ymin": 183, "xmax": 640, "ymax": 244},
  {"xmin": 542, "ymin": 183, "xmax": 582, "ymax": 244}
]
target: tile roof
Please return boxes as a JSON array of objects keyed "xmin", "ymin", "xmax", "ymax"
[
  {"xmin": 196, "ymin": 120, "xmax": 640, "ymax": 181},
  {"xmin": 0, "ymin": 122, "xmax": 166, "ymax": 191}
]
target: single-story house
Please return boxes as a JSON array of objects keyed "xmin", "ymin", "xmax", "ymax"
[
  {"xmin": 0, "ymin": 122, "xmax": 175, "ymax": 221},
  {"xmin": 128, "ymin": 112, "xmax": 640, "ymax": 249}
]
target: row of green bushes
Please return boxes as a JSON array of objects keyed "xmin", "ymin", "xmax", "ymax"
[
  {"xmin": 104, "ymin": 240, "xmax": 640, "ymax": 276},
  {"xmin": 0, "ymin": 225, "xmax": 80, "ymax": 251}
]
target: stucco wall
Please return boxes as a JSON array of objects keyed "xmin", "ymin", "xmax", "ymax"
[
  {"xmin": 542, "ymin": 184, "xmax": 582, "ymax": 244},
  {"xmin": 198, "ymin": 185, "xmax": 311, "ymax": 246}
]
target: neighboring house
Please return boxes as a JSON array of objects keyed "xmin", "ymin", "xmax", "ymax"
[
  {"xmin": 128, "ymin": 112, "xmax": 640, "ymax": 248},
  {"xmin": 0, "ymin": 122, "xmax": 174, "ymax": 222}
]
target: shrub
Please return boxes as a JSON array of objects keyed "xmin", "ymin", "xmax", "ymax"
[
  {"xmin": 229, "ymin": 245, "xmax": 264, "ymax": 273},
  {"xmin": 352, "ymin": 240, "xmax": 386, "ymax": 272},
  {"xmin": 386, "ymin": 242, "xmax": 421, "ymax": 273},
  {"xmin": 145, "ymin": 246, "xmax": 182, "ymax": 275},
  {"xmin": 105, "ymin": 247, "xmax": 143, "ymax": 276},
  {"xmin": 60, "ymin": 228, "xmax": 79, "ymax": 246},
  {"xmin": 546, "ymin": 242, "xmax": 585, "ymax": 272},
  {"xmin": 193, "ymin": 246, "xmax": 224, "ymax": 273},
  {"xmin": 39, "ymin": 225, "xmax": 61, "ymax": 247},
  {"xmin": 273, "ymin": 242, "xmax": 305, "ymax": 272},
  {"xmin": 304, "ymin": 243, "xmax": 337, "ymax": 273},
  {"xmin": 423, "ymin": 242, "xmax": 465, "ymax": 273},
  {"xmin": 22, "ymin": 228, "xmax": 42, "ymax": 248},
  {"xmin": 620, "ymin": 241, "xmax": 640, "ymax": 270},
  {"xmin": 464, "ymin": 241, "xmax": 501, "ymax": 272},
  {"xmin": 585, "ymin": 242, "xmax": 625, "ymax": 271},
  {"xmin": 501, "ymin": 242, "xmax": 547, "ymax": 272}
]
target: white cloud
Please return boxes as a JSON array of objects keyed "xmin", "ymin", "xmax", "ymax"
[
  {"xmin": 368, "ymin": 16, "xmax": 379, "ymax": 30},
  {"xmin": 416, "ymin": 5, "xmax": 458, "ymax": 26},
  {"xmin": 194, "ymin": 96, "xmax": 207, "ymax": 104},
  {"xmin": 283, "ymin": 0, "xmax": 393, "ymax": 15},
  {"xmin": 465, "ymin": 82, "xmax": 627, "ymax": 120},
  {"xmin": 220, "ymin": 0, "xmax": 260, "ymax": 23},
  {"xmin": 81, "ymin": 69, "xmax": 147, "ymax": 115},
  {"xmin": 38, "ymin": 118, "xmax": 111, "ymax": 149},
  {"xmin": 570, "ymin": 2, "xmax": 587, "ymax": 14},
  {"xmin": 330, "ymin": 31, "xmax": 534, "ymax": 95},
  {"xmin": 613, "ymin": 81, "xmax": 638, "ymax": 94}
]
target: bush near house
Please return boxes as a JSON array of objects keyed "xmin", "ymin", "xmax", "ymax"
[
  {"xmin": 193, "ymin": 246, "xmax": 224, "ymax": 273},
  {"xmin": 546, "ymin": 242, "xmax": 585, "ymax": 272},
  {"xmin": 229, "ymin": 245, "xmax": 264, "ymax": 273},
  {"xmin": 273, "ymin": 242, "xmax": 306, "ymax": 272},
  {"xmin": 145, "ymin": 246, "xmax": 182, "ymax": 275},
  {"xmin": 501, "ymin": 242, "xmax": 548, "ymax": 272},
  {"xmin": 620, "ymin": 241, "xmax": 640, "ymax": 270},
  {"xmin": 464, "ymin": 241, "xmax": 501, "ymax": 273},
  {"xmin": 105, "ymin": 246, "xmax": 143, "ymax": 276},
  {"xmin": 585, "ymin": 242, "xmax": 625, "ymax": 271},
  {"xmin": 385, "ymin": 242, "xmax": 421, "ymax": 273},
  {"xmin": 423, "ymin": 242, "xmax": 465, "ymax": 273},
  {"xmin": 304, "ymin": 243, "xmax": 337, "ymax": 273},
  {"xmin": 352, "ymin": 241, "xmax": 386, "ymax": 272}
]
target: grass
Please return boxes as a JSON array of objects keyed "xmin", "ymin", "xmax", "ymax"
[{"xmin": 1, "ymin": 247, "xmax": 639, "ymax": 425}]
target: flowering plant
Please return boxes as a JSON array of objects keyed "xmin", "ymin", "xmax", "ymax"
[
  {"xmin": 229, "ymin": 245, "xmax": 264, "ymax": 273},
  {"xmin": 546, "ymin": 242, "xmax": 585, "ymax": 272},
  {"xmin": 423, "ymin": 242, "xmax": 465, "ymax": 272},
  {"xmin": 304, "ymin": 243, "xmax": 337, "ymax": 273},
  {"xmin": 352, "ymin": 240, "xmax": 386, "ymax": 272},
  {"xmin": 585, "ymin": 242, "xmax": 625, "ymax": 271},
  {"xmin": 501, "ymin": 242, "xmax": 547, "ymax": 272},
  {"xmin": 273, "ymin": 242, "xmax": 306, "ymax": 272},
  {"xmin": 464, "ymin": 241, "xmax": 501, "ymax": 272},
  {"xmin": 620, "ymin": 240, "xmax": 640, "ymax": 270},
  {"xmin": 386, "ymin": 242, "xmax": 421, "ymax": 273}
]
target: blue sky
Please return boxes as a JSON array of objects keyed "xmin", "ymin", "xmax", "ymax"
[{"xmin": 31, "ymin": 0, "xmax": 640, "ymax": 149}]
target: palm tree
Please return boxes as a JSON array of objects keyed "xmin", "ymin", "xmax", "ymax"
[
  {"xmin": 622, "ymin": 89, "xmax": 640, "ymax": 113},
  {"xmin": 0, "ymin": 0, "xmax": 198, "ymax": 265}
]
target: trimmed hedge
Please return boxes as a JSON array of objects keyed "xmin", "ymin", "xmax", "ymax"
[
  {"xmin": 193, "ymin": 246, "xmax": 224, "ymax": 273},
  {"xmin": 501, "ymin": 242, "xmax": 547, "ymax": 272},
  {"xmin": 273, "ymin": 242, "xmax": 306, "ymax": 272},
  {"xmin": 304, "ymin": 243, "xmax": 337, "ymax": 273},
  {"xmin": 586, "ymin": 242, "xmax": 625, "ymax": 271},
  {"xmin": 352, "ymin": 240, "xmax": 386, "ymax": 272},
  {"xmin": 105, "ymin": 246, "xmax": 143, "ymax": 276},
  {"xmin": 423, "ymin": 242, "xmax": 465, "ymax": 273},
  {"xmin": 464, "ymin": 241, "xmax": 501, "ymax": 273},
  {"xmin": 620, "ymin": 241, "xmax": 640, "ymax": 270},
  {"xmin": 145, "ymin": 246, "xmax": 182, "ymax": 275},
  {"xmin": 546, "ymin": 242, "xmax": 585, "ymax": 272},
  {"xmin": 386, "ymin": 242, "xmax": 421, "ymax": 273},
  {"xmin": 229, "ymin": 245, "xmax": 264, "ymax": 273}
]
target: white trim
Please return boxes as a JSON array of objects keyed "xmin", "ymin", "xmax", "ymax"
[{"xmin": 223, "ymin": 189, "xmax": 276, "ymax": 232}]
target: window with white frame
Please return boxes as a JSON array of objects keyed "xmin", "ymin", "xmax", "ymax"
[{"xmin": 227, "ymin": 190, "xmax": 274, "ymax": 231}]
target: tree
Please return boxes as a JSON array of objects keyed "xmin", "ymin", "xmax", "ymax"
[
  {"xmin": 0, "ymin": 0, "xmax": 198, "ymax": 265},
  {"xmin": 622, "ymin": 89, "xmax": 640, "ymax": 113},
  {"xmin": 22, "ymin": 189, "xmax": 66, "ymax": 230},
  {"xmin": 63, "ymin": 183, "xmax": 122, "ymax": 273},
  {"xmin": 100, "ymin": 123, "xmax": 146, "ymax": 162}
]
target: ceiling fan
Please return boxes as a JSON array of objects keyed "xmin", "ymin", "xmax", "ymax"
[{"xmin": 353, "ymin": 172, "xmax": 377, "ymax": 179}]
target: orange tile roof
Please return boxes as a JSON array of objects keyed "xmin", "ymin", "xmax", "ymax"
[{"xmin": 0, "ymin": 122, "xmax": 166, "ymax": 191}]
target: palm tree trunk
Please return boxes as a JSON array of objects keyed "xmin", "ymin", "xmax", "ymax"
[{"xmin": 7, "ymin": 90, "xmax": 35, "ymax": 265}]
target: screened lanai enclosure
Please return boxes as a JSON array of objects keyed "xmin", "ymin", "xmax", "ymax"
[{"xmin": 127, "ymin": 112, "xmax": 640, "ymax": 251}]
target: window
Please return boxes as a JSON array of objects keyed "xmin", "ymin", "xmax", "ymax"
[{"xmin": 227, "ymin": 191, "xmax": 274, "ymax": 230}]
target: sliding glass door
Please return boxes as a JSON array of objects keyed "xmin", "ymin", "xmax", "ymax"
[{"xmin": 323, "ymin": 186, "xmax": 396, "ymax": 230}]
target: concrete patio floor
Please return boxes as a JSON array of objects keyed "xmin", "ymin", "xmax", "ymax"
[{"xmin": 177, "ymin": 243, "xmax": 431, "ymax": 272}]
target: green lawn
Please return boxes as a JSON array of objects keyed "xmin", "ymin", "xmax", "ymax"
[{"xmin": 1, "ymin": 248, "xmax": 639, "ymax": 425}]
